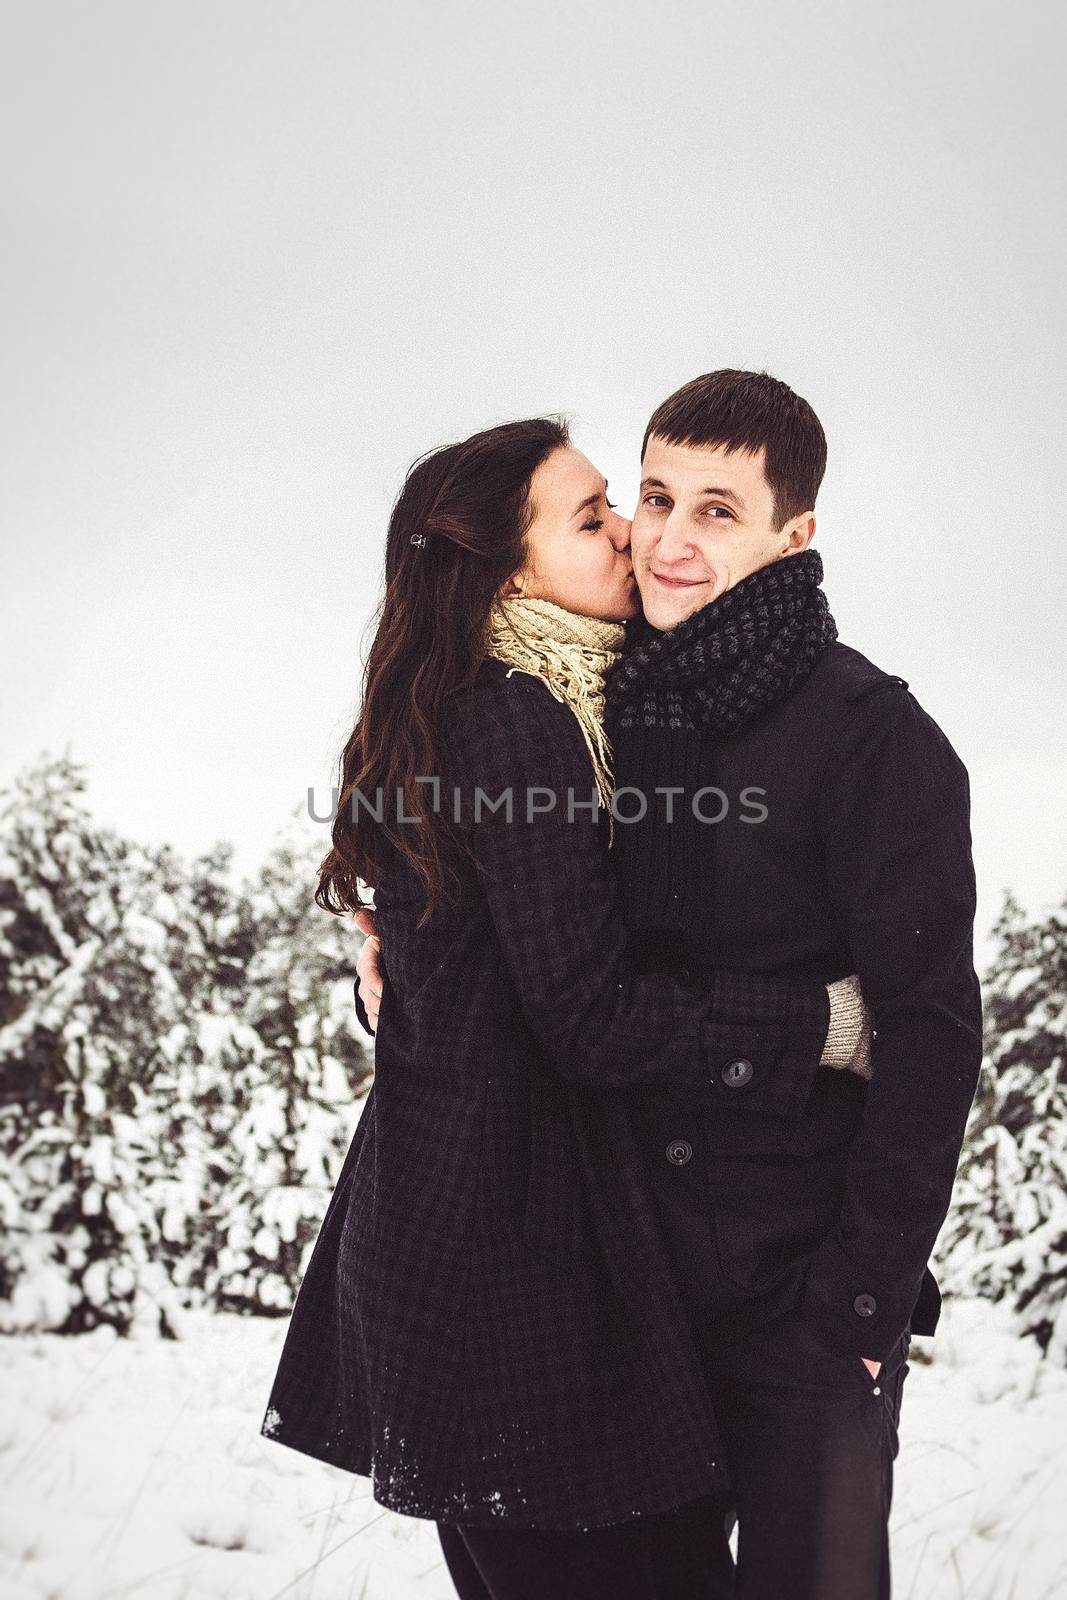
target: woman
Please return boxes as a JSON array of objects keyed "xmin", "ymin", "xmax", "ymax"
[{"xmin": 260, "ymin": 418, "xmax": 868, "ymax": 1600}]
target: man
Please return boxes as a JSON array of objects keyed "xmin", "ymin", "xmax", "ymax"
[{"xmin": 355, "ymin": 370, "xmax": 982, "ymax": 1597}]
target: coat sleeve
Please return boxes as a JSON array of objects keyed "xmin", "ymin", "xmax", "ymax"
[
  {"xmin": 796, "ymin": 679, "xmax": 984, "ymax": 1360},
  {"xmin": 445, "ymin": 671, "xmax": 831, "ymax": 1114}
]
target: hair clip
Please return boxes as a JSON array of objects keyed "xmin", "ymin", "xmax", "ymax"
[{"xmin": 410, "ymin": 532, "xmax": 427, "ymax": 547}]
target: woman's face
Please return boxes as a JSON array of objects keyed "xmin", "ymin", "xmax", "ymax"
[{"xmin": 503, "ymin": 447, "xmax": 639, "ymax": 621}]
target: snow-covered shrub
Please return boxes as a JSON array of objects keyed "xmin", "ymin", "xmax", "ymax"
[
  {"xmin": 938, "ymin": 892, "xmax": 1067, "ymax": 1362},
  {"xmin": 0, "ymin": 753, "xmax": 372, "ymax": 1335},
  {"xmin": 0, "ymin": 754, "xmax": 183, "ymax": 1334},
  {"xmin": 198, "ymin": 828, "xmax": 369, "ymax": 1315}
]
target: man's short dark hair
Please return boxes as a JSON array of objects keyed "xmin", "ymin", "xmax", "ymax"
[{"xmin": 641, "ymin": 369, "xmax": 827, "ymax": 531}]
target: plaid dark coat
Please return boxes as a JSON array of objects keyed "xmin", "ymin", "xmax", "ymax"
[{"xmin": 260, "ymin": 656, "xmax": 832, "ymax": 1530}]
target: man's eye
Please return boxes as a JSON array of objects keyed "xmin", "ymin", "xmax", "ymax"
[
  {"xmin": 582, "ymin": 518, "xmax": 605, "ymax": 532},
  {"xmin": 708, "ymin": 506, "xmax": 734, "ymax": 519},
  {"xmin": 644, "ymin": 494, "xmax": 670, "ymax": 509}
]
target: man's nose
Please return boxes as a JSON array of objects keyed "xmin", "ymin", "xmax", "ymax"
[
  {"xmin": 656, "ymin": 513, "xmax": 696, "ymax": 563},
  {"xmin": 608, "ymin": 512, "xmax": 632, "ymax": 553}
]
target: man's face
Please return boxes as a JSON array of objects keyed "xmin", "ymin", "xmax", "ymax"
[{"xmin": 630, "ymin": 437, "xmax": 814, "ymax": 631}]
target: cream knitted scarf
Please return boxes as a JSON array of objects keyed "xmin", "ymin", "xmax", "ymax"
[{"xmin": 485, "ymin": 596, "xmax": 626, "ymax": 831}]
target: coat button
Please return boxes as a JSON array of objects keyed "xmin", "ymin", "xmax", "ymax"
[
  {"xmin": 853, "ymin": 1293, "xmax": 878, "ymax": 1317},
  {"xmin": 721, "ymin": 1058, "xmax": 754, "ymax": 1088},
  {"xmin": 666, "ymin": 1139, "xmax": 693, "ymax": 1165}
]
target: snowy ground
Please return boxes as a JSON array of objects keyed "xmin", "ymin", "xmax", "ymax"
[{"xmin": 2, "ymin": 1295, "xmax": 1065, "ymax": 1600}]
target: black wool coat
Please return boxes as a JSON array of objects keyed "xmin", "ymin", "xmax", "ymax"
[
  {"xmin": 260, "ymin": 655, "xmax": 835, "ymax": 1531},
  {"xmin": 609, "ymin": 640, "xmax": 984, "ymax": 1366}
]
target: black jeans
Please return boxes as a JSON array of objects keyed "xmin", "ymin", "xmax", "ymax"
[
  {"xmin": 437, "ymin": 1490, "xmax": 737, "ymax": 1600},
  {"xmin": 698, "ymin": 1307, "xmax": 912, "ymax": 1599},
  {"xmin": 436, "ymin": 1311, "xmax": 910, "ymax": 1600}
]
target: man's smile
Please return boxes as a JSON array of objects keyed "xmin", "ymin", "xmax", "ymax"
[{"xmin": 649, "ymin": 570, "xmax": 711, "ymax": 589}]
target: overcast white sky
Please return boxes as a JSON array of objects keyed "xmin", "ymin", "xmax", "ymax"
[{"xmin": 2, "ymin": 0, "xmax": 1064, "ymax": 964}]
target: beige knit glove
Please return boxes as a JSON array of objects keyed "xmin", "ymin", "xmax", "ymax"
[{"xmin": 821, "ymin": 974, "xmax": 874, "ymax": 1080}]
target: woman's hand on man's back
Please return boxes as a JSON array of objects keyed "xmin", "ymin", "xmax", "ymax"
[{"xmin": 355, "ymin": 909, "xmax": 383, "ymax": 1030}]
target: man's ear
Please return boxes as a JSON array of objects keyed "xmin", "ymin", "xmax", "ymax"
[{"xmin": 780, "ymin": 512, "xmax": 816, "ymax": 555}]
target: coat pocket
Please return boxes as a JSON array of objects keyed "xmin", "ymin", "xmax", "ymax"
[{"xmin": 710, "ymin": 1149, "xmax": 844, "ymax": 1294}]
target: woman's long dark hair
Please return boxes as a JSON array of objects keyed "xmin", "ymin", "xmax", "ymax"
[{"xmin": 317, "ymin": 417, "xmax": 571, "ymax": 927}]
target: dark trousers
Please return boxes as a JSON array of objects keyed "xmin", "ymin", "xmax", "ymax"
[
  {"xmin": 436, "ymin": 1309, "xmax": 911, "ymax": 1600},
  {"xmin": 698, "ymin": 1307, "xmax": 911, "ymax": 1599},
  {"xmin": 437, "ymin": 1490, "xmax": 737, "ymax": 1600}
]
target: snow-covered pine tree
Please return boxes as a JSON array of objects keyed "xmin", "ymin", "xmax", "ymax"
[
  {"xmin": 203, "ymin": 817, "xmax": 372, "ymax": 1316},
  {"xmin": 139, "ymin": 838, "xmax": 266, "ymax": 1310},
  {"xmin": 0, "ymin": 752, "xmax": 183, "ymax": 1335},
  {"xmin": 938, "ymin": 890, "xmax": 1067, "ymax": 1362},
  {"xmin": 0, "ymin": 757, "xmax": 374, "ymax": 1335}
]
